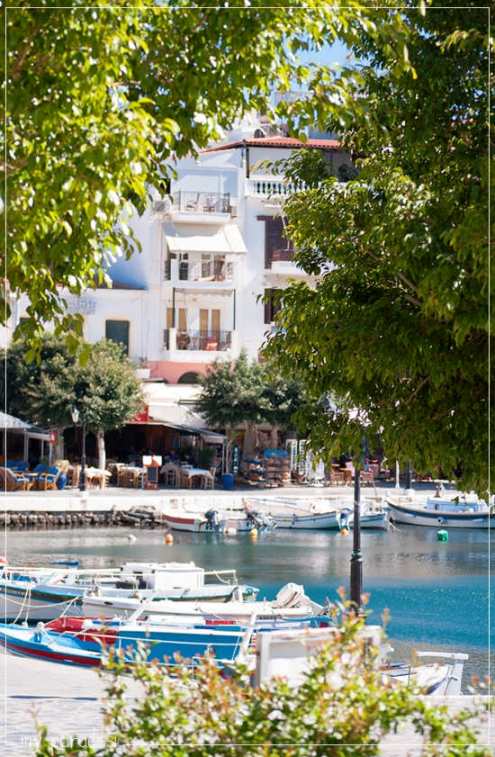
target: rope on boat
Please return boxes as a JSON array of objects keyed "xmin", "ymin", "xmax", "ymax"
[
  {"xmin": 6, "ymin": 592, "xmax": 79, "ymax": 611},
  {"xmin": 207, "ymin": 570, "xmax": 238, "ymax": 585},
  {"xmin": 12, "ymin": 584, "xmax": 31, "ymax": 624}
]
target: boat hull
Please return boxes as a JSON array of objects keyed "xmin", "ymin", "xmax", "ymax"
[
  {"xmin": 0, "ymin": 583, "xmax": 83, "ymax": 622},
  {"xmin": 0, "ymin": 622, "xmax": 246, "ymax": 669},
  {"xmin": 387, "ymin": 500, "xmax": 490, "ymax": 528}
]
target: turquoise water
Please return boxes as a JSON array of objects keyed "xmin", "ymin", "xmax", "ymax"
[{"xmin": 3, "ymin": 525, "xmax": 492, "ymax": 676}]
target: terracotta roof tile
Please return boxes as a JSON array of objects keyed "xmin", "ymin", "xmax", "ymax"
[{"xmin": 202, "ymin": 136, "xmax": 341, "ymax": 153}]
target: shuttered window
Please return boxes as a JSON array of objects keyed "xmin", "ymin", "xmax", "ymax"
[
  {"xmin": 259, "ymin": 216, "xmax": 294, "ymax": 268},
  {"xmin": 264, "ymin": 289, "xmax": 282, "ymax": 324},
  {"xmin": 105, "ymin": 320, "xmax": 130, "ymax": 355}
]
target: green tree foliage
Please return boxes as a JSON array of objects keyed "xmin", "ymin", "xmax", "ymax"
[
  {"xmin": 265, "ymin": 3, "xmax": 492, "ymax": 494},
  {"xmin": 0, "ymin": 336, "xmax": 143, "ymax": 465},
  {"xmin": 195, "ymin": 352, "xmax": 305, "ymax": 444},
  {"xmin": 36, "ymin": 609, "xmax": 491, "ymax": 756},
  {"xmin": 1, "ymin": 0, "xmax": 412, "ymax": 344}
]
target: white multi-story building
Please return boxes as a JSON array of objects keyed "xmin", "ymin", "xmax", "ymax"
[{"xmin": 19, "ymin": 117, "xmax": 351, "ymax": 386}]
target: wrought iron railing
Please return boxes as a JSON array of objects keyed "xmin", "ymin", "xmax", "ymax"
[
  {"xmin": 177, "ymin": 330, "xmax": 232, "ymax": 351},
  {"xmin": 164, "ymin": 258, "xmax": 234, "ymax": 283},
  {"xmin": 172, "ymin": 191, "xmax": 232, "ymax": 214}
]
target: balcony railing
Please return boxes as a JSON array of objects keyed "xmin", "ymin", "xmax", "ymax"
[
  {"xmin": 172, "ymin": 191, "xmax": 232, "ymax": 215},
  {"xmin": 245, "ymin": 177, "xmax": 307, "ymax": 198},
  {"xmin": 164, "ymin": 258, "xmax": 234, "ymax": 284},
  {"xmin": 163, "ymin": 329, "xmax": 232, "ymax": 352}
]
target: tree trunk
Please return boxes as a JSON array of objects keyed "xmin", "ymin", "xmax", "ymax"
[
  {"xmin": 243, "ymin": 424, "xmax": 257, "ymax": 458},
  {"xmin": 270, "ymin": 426, "xmax": 279, "ymax": 449},
  {"xmin": 97, "ymin": 429, "xmax": 106, "ymax": 470},
  {"xmin": 54, "ymin": 428, "xmax": 65, "ymax": 460}
]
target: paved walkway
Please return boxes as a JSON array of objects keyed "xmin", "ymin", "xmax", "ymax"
[
  {"xmin": 0, "ymin": 653, "xmax": 491, "ymax": 756},
  {"xmin": 0, "ymin": 482, "xmax": 455, "ymax": 514}
]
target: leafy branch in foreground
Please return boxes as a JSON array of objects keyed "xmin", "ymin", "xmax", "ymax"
[
  {"xmin": 36, "ymin": 610, "xmax": 491, "ymax": 757},
  {"xmin": 265, "ymin": 4, "xmax": 493, "ymax": 495}
]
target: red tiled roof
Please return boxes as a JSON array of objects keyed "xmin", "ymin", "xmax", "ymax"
[{"xmin": 202, "ymin": 136, "xmax": 341, "ymax": 153}]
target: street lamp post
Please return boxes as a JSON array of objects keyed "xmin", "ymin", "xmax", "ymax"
[
  {"xmin": 350, "ymin": 464, "xmax": 363, "ymax": 608},
  {"xmin": 71, "ymin": 407, "xmax": 86, "ymax": 492}
]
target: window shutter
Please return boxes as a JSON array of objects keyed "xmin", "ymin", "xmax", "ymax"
[{"xmin": 264, "ymin": 217, "xmax": 293, "ymax": 266}]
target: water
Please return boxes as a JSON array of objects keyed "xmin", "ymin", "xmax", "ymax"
[{"xmin": 2, "ymin": 525, "xmax": 492, "ymax": 679}]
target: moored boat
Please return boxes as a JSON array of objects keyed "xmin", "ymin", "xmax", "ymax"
[
  {"xmin": 0, "ymin": 561, "xmax": 256, "ymax": 622},
  {"xmin": 82, "ymin": 582, "xmax": 323, "ymax": 622},
  {"xmin": 162, "ymin": 506, "xmax": 275, "ymax": 533},
  {"xmin": 244, "ymin": 497, "xmax": 388, "ymax": 530},
  {"xmin": 0, "ymin": 619, "xmax": 250, "ymax": 669},
  {"xmin": 386, "ymin": 496, "xmax": 491, "ymax": 528}
]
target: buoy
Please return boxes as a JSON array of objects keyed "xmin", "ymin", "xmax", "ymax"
[
  {"xmin": 127, "ymin": 534, "xmax": 137, "ymax": 544},
  {"xmin": 224, "ymin": 527, "xmax": 237, "ymax": 536},
  {"xmin": 164, "ymin": 532, "xmax": 174, "ymax": 545},
  {"xmin": 437, "ymin": 529, "xmax": 449, "ymax": 542},
  {"xmin": 340, "ymin": 528, "xmax": 350, "ymax": 536}
]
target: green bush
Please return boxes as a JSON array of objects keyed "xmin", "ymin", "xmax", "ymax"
[{"xmin": 36, "ymin": 612, "xmax": 491, "ymax": 757}]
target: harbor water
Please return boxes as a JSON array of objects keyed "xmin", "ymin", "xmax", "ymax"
[{"xmin": 2, "ymin": 524, "xmax": 492, "ymax": 680}]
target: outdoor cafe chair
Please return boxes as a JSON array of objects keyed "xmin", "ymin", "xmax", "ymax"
[
  {"xmin": 0, "ymin": 467, "xmax": 31, "ymax": 491},
  {"xmin": 36, "ymin": 465, "xmax": 60, "ymax": 491}
]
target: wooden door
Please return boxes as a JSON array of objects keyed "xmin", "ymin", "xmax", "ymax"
[
  {"xmin": 199, "ymin": 309, "xmax": 209, "ymax": 335},
  {"xmin": 211, "ymin": 309, "xmax": 221, "ymax": 335},
  {"xmin": 178, "ymin": 308, "xmax": 187, "ymax": 332}
]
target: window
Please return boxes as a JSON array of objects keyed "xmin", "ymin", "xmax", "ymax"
[
  {"xmin": 264, "ymin": 289, "xmax": 282, "ymax": 324},
  {"xmin": 178, "ymin": 372, "xmax": 202, "ymax": 385},
  {"xmin": 105, "ymin": 320, "xmax": 130, "ymax": 355}
]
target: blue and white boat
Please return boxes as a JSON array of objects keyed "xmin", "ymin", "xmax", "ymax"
[
  {"xmin": 0, "ymin": 618, "xmax": 250, "ymax": 669},
  {"xmin": 386, "ymin": 496, "xmax": 491, "ymax": 529},
  {"xmin": 0, "ymin": 561, "xmax": 257, "ymax": 622},
  {"xmin": 0, "ymin": 611, "xmax": 332, "ymax": 670}
]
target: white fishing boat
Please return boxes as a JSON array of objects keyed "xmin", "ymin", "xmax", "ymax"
[
  {"xmin": 386, "ymin": 495, "xmax": 491, "ymax": 529},
  {"xmin": 162, "ymin": 506, "xmax": 275, "ymax": 533},
  {"xmin": 254, "ymin": 625, "xmax": 469, "ymax": 695},
  {"xmin": 244, "ymin": 497, "xmax": 388, "ymax": 530},
  {"xmin": 0, "ymin": 561, "xmax": 256, "ymax": 622},
  {"xmin": 82, "ymin": 582, "xmax": 323, "ymax": 622}
]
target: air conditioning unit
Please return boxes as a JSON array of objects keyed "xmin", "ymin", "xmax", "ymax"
[{"xmin": 152, "ymin": 197, "xmax": 172, "ymax": 217}]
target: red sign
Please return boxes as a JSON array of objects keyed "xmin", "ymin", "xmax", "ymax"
[{"xmin": 132, "ymin": 406, "xmax": 150, "ymax": 423}]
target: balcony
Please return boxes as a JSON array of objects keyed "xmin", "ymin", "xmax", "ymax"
[
  {"xmin": 170, "ymin": 191, "xmax": 237, "ymax": 223},
  {"xmin": 266, "ymin": 248, "xmax": 309, "ymax": 280},
  {"xmin": 245, "ymin": 176, "xmax": 307, "ymax": 200},
  {"xmin": 163, "ymin": 328, "xmax": 233, "ymax": 353},
  {"xmin": 164, "ymin": 257, "xmax": 235, "ymax": 290}
]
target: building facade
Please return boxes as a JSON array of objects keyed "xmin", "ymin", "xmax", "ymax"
[{"xmin": 18, "ymin": 117, "xmax": 351, "ymax": 385}]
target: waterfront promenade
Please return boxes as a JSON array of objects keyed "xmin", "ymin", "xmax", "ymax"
[
  {"xmin": 0, "ymin": 481, "xmax": 456, "ymax": 513},
  {"xmin": 1, "ymin": 652, "xmax": 491, "ymax": 756}
]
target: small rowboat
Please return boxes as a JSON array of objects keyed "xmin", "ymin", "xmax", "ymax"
[
  {"xmin": 0, "ymin": 620, "xmax": 249, "ymax": 669},
  {"xmin": 82, "ymin": 582, "xmax": 323, "ymax": 622}
]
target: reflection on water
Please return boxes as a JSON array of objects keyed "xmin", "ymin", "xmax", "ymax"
[{"xmin": 2, "ymin": 526, "xmax": 492, "ymax": 677}]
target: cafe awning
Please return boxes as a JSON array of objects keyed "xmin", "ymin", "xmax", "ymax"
[
  {"xmin": 165, "ymin": 224, "xmax": 246, "ymax": 255},
  {"xmin": 129, "ymin": 383, "xmax": 226, "ymax": 442}
]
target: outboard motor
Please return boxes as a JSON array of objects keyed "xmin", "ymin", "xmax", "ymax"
[
  {"xmin": 247, "ymin": 511, "xmax": 274, "ymax": 531},
  {"xmin": 204, "ymin": 509, "xmax": 220, "ymax": 531}
]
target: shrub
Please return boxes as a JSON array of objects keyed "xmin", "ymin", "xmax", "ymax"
[{"xmin": 36, "ymin": 611, "xmax": 491, "ymax": 756}]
